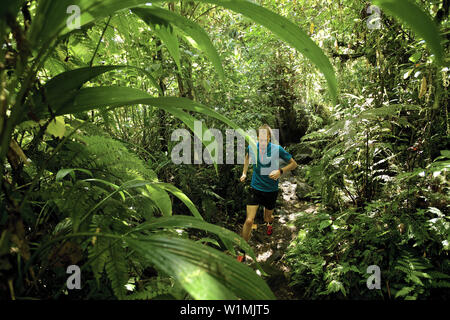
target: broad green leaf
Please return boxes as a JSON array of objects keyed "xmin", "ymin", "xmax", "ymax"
[
  {"xmin": 409, "ymin": 274, "xmax": 424, "ymax": 286},
  {"xmin": 105, "ymin": 179, "xmax": 173, "ymax": 217},
  {"xmin": 140, "ymin": 96, "xmax": 258, "ymax": 157},
  {"xmin": 112, "ymin": 180, "xmax": 239, "ymax": 256},
  {"xmin": 440, "ymin": 150, "xmax": 450, "ymax": 158},
  {"xmin": 32, "ymin": 65, "xmax": 123, "ymax": 120},
  {"xmin": 151, "ymin": 105, "xmax": 221, "ymax": 174},
  {"xmin": 150, "ymin": 183, "xmax": 202, "ymax": 219},
  {"xmin": 409, "ymin": 52, "xmax": 422, "ymax": 63},
  {"xmin": 0, "ymin": 1, "xmax": 25, "ymax": 22},
  {"xmin": 132, "ymin": 7, "xmax": 181, "ymax": 72},
  {"xmin": 27, "ymin": 65, "xmax": 161, "ymax": 123},
  {"xmin": 360, "ymin": 104, "xmax": 420, "ymax": 119},
  {"xmin": 143, "ymin": 184, "xmax": 172, "ymax": 217},
  {"xmin": 197, "ymin": 237, "xmax": 220, "ymax": 247},
  {"xmin": 57, "ymin": 86, "xmax": 150, "ymax": 115},
  {"xmin": 319, "ymin": 219, "xmax": 332, "ymax": 230},
  {"xmin": 133, "ymin": 215, "xmax": 262, "ymax": 270},
  {"xmin": 44, "ymin": 66, "xmax": 123, "ymax": 101},
  {"xmin": 394, "ymin": 286, "xmax": 414, "ymax": 298},
  {"xmin": 130, "ymin": 237, "xmax": 238, "ymax": 299},
  {"xmin": 132, "ymin": 6, "xmax": 224, "ymax": 80},
  {"xmin": 372, "ymin": 0, "xmax": 445, "ymax": 66},
  {"xmin": 46, "ymin": 116, "xmax": 66, "ymax": 138},
  {"xmin": 73, "ymin": 178, "xmax": 170, "ymax": 227},
  {"xmin": 30, "ymin": 0, "xmax": 150, "ymax": 46},
  {"xmin": 56, "ymin": 168, "xmax": 93, "ymax": 181},
  {"xmin": 82, "ymin": 178, "xmax": 122, "ymax": 190},
  {"xmin": 127, "ymin": 235, "xmax": 276, "ymax": 300},
  {"xmin": 99, "ymin": 179, "xmax": 237, "ymax": 258},
  {"xmin": 56, "ymin": 168, "xmax": 75, "ymax": 181},
  {"xmin": 29, "ymin": 0, "xmax": 77, "ymax": 46},
  {"xmin": 147, "ymin": 184, "xmax": 239, "ymax": 255}
]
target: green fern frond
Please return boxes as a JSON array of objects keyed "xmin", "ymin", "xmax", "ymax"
[
  {"xmin": 428, "ymin": 271, "xmax": 450, "ymax": 280},
  {"xmin": 88, "ymin": 236, "xmax": 109, "ymax": 287},
  {"xmin": 105, "ymin": 241, "xmax": 128, "ymax": 300},
  {"xmin": 430, "ymin": 280, "xmax": 450, "ymax": 288}
]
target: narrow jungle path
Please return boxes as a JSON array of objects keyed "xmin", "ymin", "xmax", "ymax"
[{"xmin": 237, "ymin": 176, "xmax": 319, "ymax": 300}]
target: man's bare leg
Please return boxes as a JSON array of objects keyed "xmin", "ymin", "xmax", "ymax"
[
  {"xmin": 242, "ymin": 205, "xmax": 259, "ymax": 241},
  {"xmin": 264, "ymin": 208, "xmax": 274, "ymax": 224}
]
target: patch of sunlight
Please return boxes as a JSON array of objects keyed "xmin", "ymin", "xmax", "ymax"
[
  {"xmin": 257, "ymin": 249, "xmax": 273, "ymax": 262},
  {"xmin": 113, "ymin": 34, "xmax": 124, "ymax": 44},
  {"xmin": 182, "ymin": 268, "xmax": 203, "ymax": 284},
  {"xmin": 433, "ymin": 170, "xmax": 444, "ymax": 177},
  {"xmin": 286, "ymin": 222, "xmax": 297, "ymax": 230},
  {"xmin": 176, "ymin": 264, "xmax": 233, "ymax": 300},
  {"xmin": 125, "ymin": 278, "xmax": 136, "ymax": 292},
  {"xmin": 125, "ymin": 283, "xmax": 135, "ymax": 291},
  {"xmin": 304, "ymin": 207, "xmax": 316, "ymax": 214},
  {"xmin": 280, "ymin": 265, "xmax": 290, "ymax": 273}
]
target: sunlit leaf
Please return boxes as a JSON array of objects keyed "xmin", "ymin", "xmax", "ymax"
[
  {"xmin": 127, "ymin": 235, "xmax": 276, "ymax": 300},
  {"xmin": 46, "ymin": 116, "xmax": 66, "ymax": 138},
  {"xmin": 133, "ymin": 7, "xmax": 181, "ymax": 72},
  {"xmin": 27, "ymin": 65, "xmax": 161, "ymax": 123},
  {"xmin": 134, "ymin": 215, "xmax": 260, "ymax": 269},
  {"xmin": 56, "ymin": 168, "xmax": 93, "ymax": 181},
  {"xmin": 132, "ymin": 6, "xmax": 224, "ymax": 80}
]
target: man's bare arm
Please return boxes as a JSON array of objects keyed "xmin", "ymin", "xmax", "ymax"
[
  {"xmin": 269, "ymin": 158, "xmax": 298, "ymax": 180},
  {"xmin": 281, "ymin": 158, "xmax": 298, "ymax": 173},
  {"xmin": 240, "ymin": 152, "xmax": 249, "ymax": 182}
]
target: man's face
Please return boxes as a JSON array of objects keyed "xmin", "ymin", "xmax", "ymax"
[{"xmin": 258, "ymin": 130, "xmax": 270, "ymax": 148}]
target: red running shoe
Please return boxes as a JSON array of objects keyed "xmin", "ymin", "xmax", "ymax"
[
  {"xmin": 267, "ymin": 224, "xmax": 273, "ymax": 235},
  {"xmin": 237, "ymin": 255, "xmax": 245, "ymax": 262}
]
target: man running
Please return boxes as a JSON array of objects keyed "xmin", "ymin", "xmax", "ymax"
[{"xmin": 238, "ymin": 124, "xmax": 297, "ymax": 262}]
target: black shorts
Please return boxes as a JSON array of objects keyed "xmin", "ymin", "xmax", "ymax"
[{"xmin": 247, "ymin": 187, "xmax": 279, "ymax": 210}]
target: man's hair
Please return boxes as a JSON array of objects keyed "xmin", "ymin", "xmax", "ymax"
[{"xmin": 258, "ymin": 124, "xmax": 272, "ymax": 140}]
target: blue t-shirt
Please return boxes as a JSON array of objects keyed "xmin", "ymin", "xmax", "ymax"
[{"xmin": 247, "ymin": 142, "xmax": 292, "ymax": 192}]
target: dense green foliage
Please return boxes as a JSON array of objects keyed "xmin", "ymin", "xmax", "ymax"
[
  {"xmin": 282, "ymin": 0, "xmax": 450, "ymax": 299},
  {"xmin": 0, "ymin": 0, "xmax": 448, "ymax": 300}
]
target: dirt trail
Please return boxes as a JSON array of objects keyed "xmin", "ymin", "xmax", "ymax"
[{"xmin": 240, "ymin": 176, "xmax": 318, "ymax": 300}]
